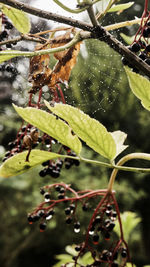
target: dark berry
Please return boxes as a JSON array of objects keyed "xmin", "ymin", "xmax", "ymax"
[
  {"xmin": 70, "ymin": 204, "xmax": 75, "ymax": 210},
  {"xmin": 6, "ymin": 43, "xmax": 12, "ymax": 49},
  {"xmin": 57, "ymin": 160, "xmax": 63, "ymax": 168},
  {"xmin": 5, "ymin": 151, "xmax": 11, "ymax": 157},
  {"xmin": 2, "ymin": 157, "xmax": 8, "ymax": 162},
  {"xmin": 74, "ymin": 159, "xmax": 80, "ymax": 166},
  {"xmin": 51, "ymin": 170, "xmax": 60, "ymax": 178},
  {"xmin": 82, "ymin": 203, "xmax": 88, "ymax": 211},
  {"xmin": 37, "ymin": 210, "xmax": 45, "ymax": 217},
  {"xmin": 32, "ymin": 214, "xmax": 40, "ymax": 222},
  {"xmin": 27, "ymin": 214, "xmax": 34, "ymax": 223},
  {"xmin": 60, "ymin": 187, "xmax": 65, "ymax": 194},
  {"xmin": 39, "ymin": 168, "xmax": 47, "ymax": 177},
  {"xmin": 112, "ymin": 211, "xmax": 117, "ymax": 218},
  {"xmin": 44, "ymin": 192, "xmax": 50, "ymax": 200},
  {"xmin": 121, "ymin": 57, "xmax": 128, "ymax": 66},
  {"xmin": 93, "ymin": 215, "xmax": 101, "ymax": 225},
  {"xmin": 145, "ymin": 58, "xmax": 150, "ymax": 66},
  {"xmin": 5, "ymin": 21, "xmax": 13, "ymax": 29},
  {"xmin": 107, "ymin": 204, "xmax": 113, "ymax": 210},
  {"xmin": 130, "ymin": 42, "xmax": 141, "ymax": 52},
  {"xmin": 0, "ymin": 30, "xmax": 8, "ymax": 40},
  {"xmin": 45, "ymin": 138, "xmax": 50, "ymax": 144},
  {"xmin": 104, "ymin": 219, "xmax": 111, "ymax": 225},
  {"xmin": 42, "ymin": 160, "xmax": 49, "ymax": 166},
  {"xmin": 132, "ymin": 67, "xmax": 139, "ymax": 73},
  {"xmin": 105, "ymin": 232, "xmax": 110, "ymax": 240},
  {"xmin": 58, "ymin": 193, "xmax": 65, "ymax": 199},
  {"xmin": 21, "ymin": 126, "xmax": 27, "ymax": 132},
  {"xmin": 8, "ymin": 141, "xmax": 15, "ymax": 149},
  {"xmin": 40, "ymin": 188, "xmax": 45, "ymax": 195},
  {"xmin": 65, "ymin": 207, "xmax": 71, "ymax": 215},
  {"xmin": 121, "ymin": 248, "xmax": 127, "ymax": 258},
  {"xmin": 39, "ymin": 222, "xmax": 47, "ymax": 231},
  {"xmin": 105, "ymin": 210, "xmax": 111, "ymax": 217},
  {"xmin": 139, "ymin": 53, "xmax": 146, "ymax": 60},
  {"xmin": 5, "ymin": 64, "xmax": 15, "ymax": 73},
  {"xmin": 145, "ymin": 44, "xmax": 150, "ymax": 52},
  {"xmin": 75, "ymin": 246, "xmax": 81, "ymax": 252},
  {"xmin": 106, "ymin": 222, "xmax": 115, "ymax": 232},
  {"xmin": 55, "ymin": 185, "xmax": 61, "ymax": 192},
  {"xmin": 93, "ymin": 234, "xmax": 99, "ymax": 243},
  {"xmin": 66, "ymin": 217, "xmax": 72, "ymax": 224},
  {"xmin": 65, "ymin": 162, "xmax": 72, "ymax": 169},
  {"xmin": 74, "ymin": 221, "xmax": 80, "ymax": 229},
  {"xmin": 143, "ymin": 27, "xmax": 150, "ymax": 38},
  {"xmin": 46, "ymin": 209, "xmax": 55, "ymax": 219},
  {"xmin": 100, "ymin": 250, "xmax": 109, "ymax": 261}
]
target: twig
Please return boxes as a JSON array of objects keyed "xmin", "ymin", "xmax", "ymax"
[{"xmin": 0, "ymin": 0, "xmax": 150, "ymax": 77}]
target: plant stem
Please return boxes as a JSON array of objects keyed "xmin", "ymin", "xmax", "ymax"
[
  {"xmin": 105, "ymin": 17, "xmax": 146, "ymax": 31},
  {"xmin": 0, "ymin": 31, "xmax": 82, "ymax": 58},
  {"xmin": 107, "ymin": 153, "xmax": 150, "ymax": 192},
  {"xmin": 87, "ymin": 4, "xmax": 98, "ymax": 26},
  {"xmin": 53, "ymin": 0, "xmax": 88, "ymax": 13},
  {"xmin": 1, "ymin": 0, "xmax": 150, "ymax": 77}
]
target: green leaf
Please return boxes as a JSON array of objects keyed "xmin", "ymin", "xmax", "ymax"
[
  {"xmin": 120, "ymin": 33, "xmax": 136, "ymax": 45},
  {"xmin": 0, "ymin": 50, "xmax": 17, "ymax": 63},
  {"xmin": 126, "ymin": 263, "xmax": 136, "ymax": 267},
  {"xmin": 81, "ymin": 252, "xmax": 94, "ymax": 265},
  {"xmin": 1, "ymin": 4, "xmax": 31, "ymax": 33},
  {"xmin": 114, "ymin": 211, "xmax": 141, "ymax": 243},
  {"xmin": 13, "ymin": 105, "xmax": 82, "ymax": 155},
  {"xmin": 111, "ymin": 131, "xmax": 128, "ymax": 157},
  {"xmin": 45, "ymin": 101, "xmax": 116, "ymax": 160},
  {"xmin": 108, "ymin": 2, "xmax": 134, "ymax": 12},
  {"xmin": 0, "ymin": 150, "xmax": 60, "ymax": 178},
  {"xmin": 125, "ymin": 67, "xmax": 150, "ymax": 111}
]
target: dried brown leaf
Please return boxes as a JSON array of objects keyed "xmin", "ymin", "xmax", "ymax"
[
  {"xmin": 29, "ymin": 43, "xmax": 52, "ymax": 93},
  {"xmin": 49, "ymin": 41, "xmax": 81, "ymax": 87}
]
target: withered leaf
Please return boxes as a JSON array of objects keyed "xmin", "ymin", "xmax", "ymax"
[
  {"xmin": 28, "ymin": 30, "xmax": 81, "ymax": 92},
  {"xmin": 49, "ymin": 38, "xmax": 81, "ymax": 87},
  {"xmin": 29, "ymin": 43, "xmax": 52, "ymax": 93}
]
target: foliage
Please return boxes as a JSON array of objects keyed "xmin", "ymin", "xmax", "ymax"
[{"xmin": 0, "ymin": 0, "xmax": 150, "ymax": 267}]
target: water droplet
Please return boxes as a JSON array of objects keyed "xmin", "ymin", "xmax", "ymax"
[
  {"xmin": 46, "ymin": 215, "xmax": 52, "ymax": 220},
  {"xmin": 74, "ymin": 228, "xmax": 80, "ymax": 233}
]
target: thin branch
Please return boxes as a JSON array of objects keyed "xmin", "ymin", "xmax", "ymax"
[
  {"xmin": 104, "ymin": 17, "xmax": 145, "ymax": 31},
  {"xmin": 87, "ymin": 5, "xmax": 99, "ymax": 26},
  {"xmin": 92, "ymin": 26, "xmax": 150, "ymax": 78},
  {"xmin": 0, "ymin": 0, "xmax": 93, "ymax": 31},
  {"xmin": 108, "ymin": 152, "xmax": 150, "ymax": 192},
  {"xmin": 0, "ymin": 34, "xmax": 46, "ymax": 46},
  {"xmin": 0, "ymin": 0, "xmax": 150, "ymax": 77}
]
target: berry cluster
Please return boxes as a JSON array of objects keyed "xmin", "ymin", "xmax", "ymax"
[
  {"xmin": 0, "ymin": 14, "xmax": 16, "ymax": 48},
  {"xmin": 122, "ymin": 20, "xmax": 150, "ymax": 72},
  {"xmin": 27, "ymin": 183, "xmax": 129, "ymax": 266},
  {"xmin": 89, "ymin": 204, "xmax": 117, "ymax": 244},
  {"xmin": 0, "ymin": 62, "xmax": 18, "ymax": 75},
  {"xmin": 39, "ymin": 145, "xmax": 80, "ymax": 178},
  {"xmin": 2, "ymin": 125, "xmax": 40, "ymax": 162},
  {"xmin": 39, "ymin": 159, "xmax": 63, "ymax": 178}
]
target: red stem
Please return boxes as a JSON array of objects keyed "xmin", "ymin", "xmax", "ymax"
[
  {"xmin": 56, "ymin": 84, "xmax": 66, "ymax": 104},
  {"xmin": 37, "ymin": 88, "xmax": 43, "ymax": 108},
  {"xmin": 28, "ymin": 93, "xmax": 33, "ymax": 106}
]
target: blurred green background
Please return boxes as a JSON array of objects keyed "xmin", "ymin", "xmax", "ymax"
[{"xmin": 0, "ymin": 0, "xmax": 150, "ymax": 266}]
